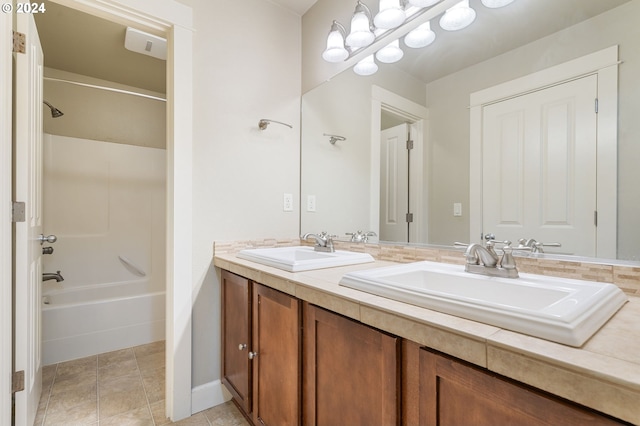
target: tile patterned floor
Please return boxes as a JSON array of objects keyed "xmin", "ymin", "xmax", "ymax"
[{"xmin": 35, "ymin": 341, "xmax": 249, "ymax": 425}]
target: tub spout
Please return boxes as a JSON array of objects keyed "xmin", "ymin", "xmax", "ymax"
[{"xmin": 43, "ymin": 271, "xmax": 64, "ymax": 282}]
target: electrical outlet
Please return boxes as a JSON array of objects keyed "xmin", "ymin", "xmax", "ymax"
[
  {"xmin": 307, "ymin": 195, "xmax": 316, "ymax": 212},
  {"xmin": 453, "ymin": 202, "xmax": 462, "ymax": 217},
  {"xmin": 283, "ymin": 193, "xmax": 293, "ymax": 212}
]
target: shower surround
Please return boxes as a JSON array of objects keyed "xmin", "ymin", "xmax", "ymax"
[{"xmin": 41, "ymin": 134, "xmax": 166, "ymax": 365}]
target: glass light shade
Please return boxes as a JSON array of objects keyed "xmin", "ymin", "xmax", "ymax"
[
  {"xmin": 404, "ymin": 21, "xmax": 436, "ymax": 48},
  {"xmin": 408, "ymin": 0, "xmax": 441, "ymax": 7},
  {"xmin": 322, "ymin": 29, "xmax": 349, "ymax": 62},
  {"xmin": 354, "ymin": 55, "xmax": 378, "ymax": 76},
  {"xmin": 439, "ymin": 0, "xmax": 476, "ymax": 31},
  {"xmin": 346, "ymin": 11, "xmax": 375, "ymax": 48},
  {"xmin": 374, "ymin": 0, "xmax": 406, "ymax": 29},
  {"xmin": 481, "ymin": 0, "xmax": 515, "ymax": 7},
  {"xmin": 376, "ymin": 39, "xmax": 404, "ymax": 63}
]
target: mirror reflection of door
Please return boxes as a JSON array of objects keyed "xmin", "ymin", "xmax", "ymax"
[
  {"xmin": 482, "ymin": 75, "xmax": 598, "ymax": 256},
  {"xmin": 380, "ymin": 122, "xmax": 410, "ymax": 243}
]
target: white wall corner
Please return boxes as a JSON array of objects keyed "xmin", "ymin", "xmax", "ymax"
[{"xmin": 191, "ymin": 380, "xmax": 232, "ymax": 415}]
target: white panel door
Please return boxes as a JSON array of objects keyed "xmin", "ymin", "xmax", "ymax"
[
  {"xmin": 380, "ymin": 123, "xmax": 408, "ymax": 242},
  {"xmin": 14, "ymin": 13, "xmax": 44, "ymax": 426},
  {"xmin": 482, "ymin": 75, "xmax": 597, "ymax": 255}
]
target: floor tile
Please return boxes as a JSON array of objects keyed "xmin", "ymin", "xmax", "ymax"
[
  {"xmin": 99, "ymin": 405, "xmax": 154, "ymax": 426},
  {"xmin": 36, "ymin": 341, "xmax": 245, "ymax": 425},
  {"xmin": 43, "ymin": 399, "xmax": 97, "ymax": 426},
  {"xmin": 203, "ymin": 401, "xmax": 250, "ymax": 425},
  {"xmin": 149, "ymin": 400, "xmax": 172, "ymax": 425},
  {"xmin": 172, "ymin": 411, "xmax": 210, "ymax": 426}
]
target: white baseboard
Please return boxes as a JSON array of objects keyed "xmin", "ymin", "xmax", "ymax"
[{"xmin": 191, "ymin": 380, "xmax": 232, "ymax": 414}]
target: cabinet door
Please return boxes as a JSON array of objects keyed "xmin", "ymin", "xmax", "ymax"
[
  {"xmin": 252, "ymin": 283, "xmax": 301, "ymax": 426},
  {"xmin": 221, "ymin": 270, "xmax": 252, "ymax": 414},
  {"xmin": 303, "ymin": 303, "xmax": 400, "ymax": 426},
  {"xmin": 419, "ymin": 348, "xmax": 623, "ymax": 426}
]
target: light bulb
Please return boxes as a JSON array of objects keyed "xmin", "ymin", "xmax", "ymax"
[
  {"xmin": 404, "ymin": 21, "xmax": 436, "ymax": 48},
  {"xmin": 354, "ymin": 55, "xmax": 378, "ymax": 76},
  {"xmin": 439, "ymin": 0, "xmax": 476, "ymax": 31},
  {"xmin": 374, "ymin": 0, "xmax": 406, "ymax": 29},
  {"xmin": 481, "ymin": 0, "xmax": 515, "ymax": 8},
  {"xmin": 376, "ymin": 39, "xmax": 404, "ymax": 63},
  {"xmin": 346, "ymin": 11, "xmax": 375, "ymax": 48},
  {"xmin": 322, "ymin": 22, "xmax": 348, "ymax": 63}
]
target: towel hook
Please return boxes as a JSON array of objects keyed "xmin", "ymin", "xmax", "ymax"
[
  {"xmin": 323, "ymin": 133, "xmax": 346, "ymax": 145},
  {"xmin": 258, "ymin": 119, "xmax": 292, "ymax": 130}
]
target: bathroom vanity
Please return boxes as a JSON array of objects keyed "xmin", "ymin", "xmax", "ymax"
[{"xmin": 215, "ymin": 248, "xmax": 639, "ymax": 425}]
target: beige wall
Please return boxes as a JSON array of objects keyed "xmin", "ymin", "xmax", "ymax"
[
  {"xmin": 176, "ymin": 0, "xmax": 301, "ymax": 387},
  {"xmin": 43, "ymin": 68, "xmax": 166, "ymax": 149}
]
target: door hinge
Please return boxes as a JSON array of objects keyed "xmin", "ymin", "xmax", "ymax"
[
  {"xmin": 406, "ymin": 139, "xmax": 414, "ymax": 150},
  {"xmin": 595, "ymin": 98, "xmax": 598, "ymax": 113},
  {"xmin": 406, "ymin": 213, "xmax": 414, "ymax": 223},
  {"xmin": 594, "ymin": 210, "xmax": 598, "ymax": 227},
  {"xmin": 12, "ymin": 31, "xmax": 26, "ymax": 54},
  {"xmin": 12, "ymin": 370, "xmax": 25, "ymax": 394},
  {"xmin": 12, "ymin": 201, "xmax": 25, "ymax": 222}
]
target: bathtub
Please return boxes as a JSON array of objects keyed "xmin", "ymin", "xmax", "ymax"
[{"xmin": 42, "ymin": 279, "xmax": 165, "ymax": 365}]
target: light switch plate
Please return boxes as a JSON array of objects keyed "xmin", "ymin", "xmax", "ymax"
[
  {"xmin": 307, "ymin": 195, "xmax": 316, "ymax": 212},
  {"xmin": 453, "ymin": 202, "xmax": 462, "ymax": 217}
]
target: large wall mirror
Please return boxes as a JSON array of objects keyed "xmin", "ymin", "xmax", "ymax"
[{"xmin": 301, "ymin": 0, "xmax": 640, "ymax": 262}]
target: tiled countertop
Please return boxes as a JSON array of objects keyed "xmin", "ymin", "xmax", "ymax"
[{"xmin": 214, "ymin": 252, "xmax": 640, "ymax": 424}]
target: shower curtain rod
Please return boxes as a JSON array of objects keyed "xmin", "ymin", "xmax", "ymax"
[{"xmin": 43, "ymin": 77, "xmax": 166, "ymax": 102}]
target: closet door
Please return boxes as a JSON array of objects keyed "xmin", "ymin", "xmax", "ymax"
[{"xmin": 482, "ymin": 74, "xmax": 597, "ymax": 256}]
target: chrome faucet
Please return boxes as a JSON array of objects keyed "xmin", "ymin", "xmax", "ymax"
[
  {"xmin": 42, "ymin": 271, "xmax": 64, "ymax": 282},
  {"xmin": 346, "ymin": 230, "xmax": 376, "ymax": 243},
  {"xmin": 517, "ymin": 238, "xmax": 562, "ymax": 253},
  {"xmin": 302, "ymin": 231, "xmax": 335, "ymax": 253},
  {"xmin": 456, "ymin": 240, "xmax": 526, "ymax": 278}
]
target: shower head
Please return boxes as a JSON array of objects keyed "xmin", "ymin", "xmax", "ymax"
[{"xmin": 43, "ymin": 100, "xmax": 64, "ymax": 118}]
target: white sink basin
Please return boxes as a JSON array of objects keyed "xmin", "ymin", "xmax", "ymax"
[
  {"xmin": 339, "ymin": 261, "xmax": 628, "ymax": 347},
  {"xmin": 237, "ymin": 246, "xmax": 374, "ymax": 272}
]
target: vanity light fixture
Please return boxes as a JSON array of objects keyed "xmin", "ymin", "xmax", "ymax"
[
  {"xmin": 376, "ymin": 38, "xmax": 404, "ymax": 63},
  {"xmin": 374, "ymin": 0, "xmax": 407, "ymax": 29},
  {"xmin": 404, "ymin": 21, "xmax": 436, "ymax": 48},
  {"xmin": 480, "ymin": 0, "xmax": 514, "ymax": 8},
  {"xmin": 323, "ymin": 133, "xmax": 347, "ymax": 144},
  {"xmin": 321, "ymin": 0, "xmax": 516, "ymax": 75},
  {"xmin": 439, "ymin": 0, "xmax": 476, "ymax": 31},
  {"xmin": 322, "ymin": 21, "xmax": 349, "ymax": 62},
  {"xmin": 354, "ymin": 54, "xmax": 379, "ymax": 75},
  {"xmin": 346, "ymin": 1, "xmax": 376, "ymax": 48},
  {"xmin": 258, "ymin": 119, "xmax": 293, "ymax": 130}
]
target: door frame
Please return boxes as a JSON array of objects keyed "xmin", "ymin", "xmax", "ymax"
[
  {"xmin": 1, "ymin": 8, "xmax": 14, "ymax": 425},
  {"xmin": 1, "ymin": 0, "xmax": 195, "ymax": 421},
  {"xmin": 469, "ymin": 45, "xmax": 618, "ymax": 258},
  {"xmin": 371, "ymin": 85, "xmax": 428, "ymax": 243}
]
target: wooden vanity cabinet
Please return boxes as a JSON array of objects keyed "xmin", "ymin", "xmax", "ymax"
[
  {"xmin": 303, "ymin": 302, "xmax": 401, "ymax": 426},
  {"xmin": 221, "ymin": 270, "xmax": 252, "ymax": 414},
  {"xmin": 415, "ymin": 347, "xmax": 625, "ymax": 426},
  {"xmin": 221, "ymin": 270, "xmax": 301, "ymax": 426}
]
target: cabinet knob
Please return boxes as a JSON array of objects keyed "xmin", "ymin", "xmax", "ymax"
[
  {"xmin": 238, "ymin": 344, "xmax": 247, "ymax": 351},
  {"xmin": 249, "ymin": 351, "xmax": 258, "ymax": 360}
]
